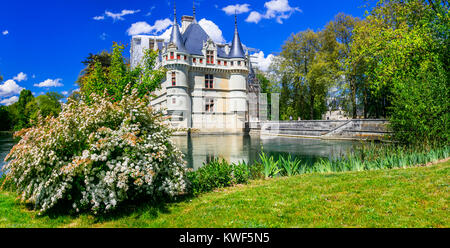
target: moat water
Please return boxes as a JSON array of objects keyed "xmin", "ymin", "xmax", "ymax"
[
  {"xmin": 0, "ymin": 133, "xmax": 361, "ymax": 173},
  {"xmin": 172, "ymin": 134, "xmax": 360, "ymax": 170}
]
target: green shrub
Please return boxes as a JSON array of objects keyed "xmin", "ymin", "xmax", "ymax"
[
  {"xmin": 186, "ymin": 159, "xmax": 252, "ymax": 195},
  {"xmin": 232, "ymin": 161, "xmax": 251, "ymax": 184},
  {"xmin": 1, "ymin": 88, "xmax": 188, "ymax": 215}
]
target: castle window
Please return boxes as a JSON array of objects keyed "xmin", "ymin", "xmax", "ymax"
[
  {"xmin": 184, "ymin": 55, "xmax": 187, "ymax": 61},
  {"xmin": 206, "ymin": 51, "xmax": 214, "ymax": 64},
  {"xmin": 149, "ymin": 40, "xmax": 155, "ymax": 50},
  {"xmin": 231, "ymin": 61, "xmax": 234, "ymax": 66},
  {"xmin": 177, "ymin": 54, "xmax": 181, "ymax": 60},
  {"xmin": 218, "ymin": 60, "xmax": 221, "ymax": 65},
  {"xmin": 205, "ymin": 98, "xmax": 214, "ymax": 113},
  {"xmin": 134, "ymin": 38, "xmax": 141, "ymax": 45},
  {"xmin": 170, "ymin": 52, "xmax": 174, "ymax": 60},
  {"xmin": 205, "ymin": 74, "xmax": 214, "ymax": 89},
  {"xmin": 224, "ymin": 61, "xmax": 227, "ymax": 66},
  {"xmin": 200, "ymin": 59, "xmax": 203, "ymax": 64},
  {"xmin": 171, "ymin": 72, "xmax": 176, "ymax": 86},
  {"xmin": 172, "ymin": 98, "xmax": 176, "ymax": 104},
  {"xmin": 193, "ymin": 58, "xmax": 196, "ymax": 63},
  {"xmin": 238, "ymin": 61, "xmax": 241, "ymax": 66}
]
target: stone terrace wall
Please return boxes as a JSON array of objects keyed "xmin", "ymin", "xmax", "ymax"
[{"xmin": 252, "ymin": 120, "xmax": 391, "ymax": 140}]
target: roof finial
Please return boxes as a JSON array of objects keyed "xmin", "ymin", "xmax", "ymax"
[
  {"xmin": 235, "ymin": 10, "xmax": 238, "ymax": 30},
  {"xmin": 174, "ymin": 1, "xmax": 177, "ymax": 21},
  {"xmin": 193, "ymin": 0, "xmax": 196, "ymax": 20}
]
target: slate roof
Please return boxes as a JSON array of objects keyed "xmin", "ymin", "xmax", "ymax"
[
  {"xmin": 167, "ymin": 18, "xmax": 246, "ymax": 59},
  {"xmin": 182, "ymin": 23, "xmax": 210, "ymax": 56},
  {"xmin": 169, "ymin": 21, "xmax": 188, "ymax": 53},
  {"xmin": 229, "ymin": 19, "xmax": 245, "ymax": 58}
]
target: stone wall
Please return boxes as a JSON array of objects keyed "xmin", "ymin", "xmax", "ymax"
[{"xmin": 251, "ymin": 119, "xmax": 391, "ymax": 140}]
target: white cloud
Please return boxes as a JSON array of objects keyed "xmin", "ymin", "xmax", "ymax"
[
  {"xmin": 127, "ymin": 18, "xmax": 172, "ymax": 36},
  {"xmin": 2, "ymin": 30, "xmax": 8, "ymax": 35},
  {"xmin": 94, "ymin": 9, "xmax": 140, "ymax": 22},
  {"xmin": 0, "ymin": 96, "xmax": 19, "ymax": 106},
  {"xmin": 251, "ymin": 51, "xmax": 275, "ymax": 72},
  {"xmin": 105, "ymin": 9, "xmax": 140, "ymax": 21},
  {"xmin": 0, "ymin": 80, "xmax": 24, "ymax": 97},
  {"xmin": 61, "ymin": 91, "xmax": 69, "ymax": 96},
  {"xmin": 93, "ymin": 16, "xmax": 105, "ymax": 21},
  {"xmin": 222, "ymin": 4, "xmax": 251, "ymax": 15},
  {"xmin": 198, "ymin": 19, "xmax": 226, "ymax": 44},
  {"xmin": 246, "ymin": 11, "xmax": 263, "ymax": 23},
  {"xmin": 129, "ymin": 18, "xmax": 226, "ymax": 44},
  {"xmin": 13, "ymin": 72, "xmax": 27, "ymax": 82},
  {"xmin": 245, "ymin": 0, "xmax": 301, "ymax": 24},
  {"xmin": 34, "ymin": 78, "xmax": 63, "ymax": 88}
]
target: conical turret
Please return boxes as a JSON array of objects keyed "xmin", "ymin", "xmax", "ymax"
[
  {"xmin": 169, "ymin": 3, "xmax": 187, "ymax": 53},
  {"xmin": 229, "ymin": 14, "xmax": 245, "ymax": 58}
]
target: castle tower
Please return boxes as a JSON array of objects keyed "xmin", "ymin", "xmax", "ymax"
[
  {"xmin": 166, "ymin": 3, "xmax": 191, "ymax": 128},
  {"xmin": 228, "ymin": 14, "xmax": 248, "ymax": 129}
]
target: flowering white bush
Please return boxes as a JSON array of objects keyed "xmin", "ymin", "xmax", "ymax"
[{"xmin": 2, "ymin": 88, "xmax": 187, "ymax": 214}]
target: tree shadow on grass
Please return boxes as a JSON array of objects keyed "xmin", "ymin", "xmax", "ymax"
[{"xmin": 41, "ymin": 193, "xmax": 196, "ymax": 225}]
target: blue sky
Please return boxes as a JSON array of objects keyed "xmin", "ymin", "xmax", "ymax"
[{"xmin": 0, "ymin": 0, "xmax": 373, "ymax": 106}]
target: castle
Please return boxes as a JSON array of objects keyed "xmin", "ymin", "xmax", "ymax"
[{"xmin": 130, "ymin": 7, "xmax": 261, "ymax": 134}]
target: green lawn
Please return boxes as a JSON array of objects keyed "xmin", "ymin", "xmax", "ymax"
[{"xmin": 1, "ymin": 160, "xmax": 449, "ymax": 228}]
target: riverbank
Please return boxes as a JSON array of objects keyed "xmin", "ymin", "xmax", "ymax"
[{"xmin": 1, "ymin": 159, "xmax": 448, "ymax": 228}]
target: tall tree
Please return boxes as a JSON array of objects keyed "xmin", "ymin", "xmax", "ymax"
[
  {"xmin": 279, "ymin": 29, "xmax": 333, "ymax": 120},
  {"xmin": 325, "ymin": 13, "xmax": 360, "ymax": 118}
]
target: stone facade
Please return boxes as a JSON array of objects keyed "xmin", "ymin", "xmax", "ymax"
[{"xmin": 254, "ymin": 120, "xmax": 391, "ymax": 140}]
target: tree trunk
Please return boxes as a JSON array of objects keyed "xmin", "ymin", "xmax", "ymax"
[{"xmin": 310, "ymin": 93, "xmax": 315, "ymax": 120}]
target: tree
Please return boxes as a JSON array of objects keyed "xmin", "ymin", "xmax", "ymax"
[
  {"xmin": 0, "ymin": 106, "xmax": 11, "ymax": 131},
  {"xmin": 352, "ymin": 0, "xmax": 449, "ymax": 145},
  {"xmin": 8, "ymin": 90, "xmax": 34, "ymax": 131},
  {"xmin": 325, "ymin": 13, "xmax": 361, "ymax": 118},
  {"xmin": 78, "ymin": 42, "xmax": 166, "ymax": 103},
  {"xmin": 278, "ymin": 30, "xmax": 333, "ymax": 120}
]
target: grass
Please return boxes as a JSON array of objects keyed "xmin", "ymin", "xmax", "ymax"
[{"xmin": 1, "ymin": 159, "xmax": 448, "ymax": 228}]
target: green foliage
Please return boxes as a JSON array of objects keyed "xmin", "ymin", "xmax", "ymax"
[
  {"xmin": 278, "ymin": 154, "xmax": 301, "ymax": 176},
  {"xmin": 4, "ymin": 91, "xmax": 63, "ymax": 131},
  {"xmin": 8, "ymin": 90, "xmax": 35, "ymax": 131},
  {"xmin": 0, "ymin": 106, "xmax": 12, "ymax": 131},
  {"xmin": 78, "ymin": 42, "xmax": 166, "ymax": 104},
  {"xmin": 350, "ymin": 0, "xmax": 450, "ymax": 145},
  {"xmin": 259, "ymin": 152, "xmax": 281, "ymax": 178},
  {"xmin": 256, "ymin": 144, "xmax": 449, "ymax": 178},
  {"xmin": 186, "ymin": 159, "xmax": 252, "ymax": 195}
]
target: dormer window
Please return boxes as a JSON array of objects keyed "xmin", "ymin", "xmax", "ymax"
[
  {"xmin": 170, "ymin": 52, "xmax": 174, "ymax": 60},
  {"xmin": 206, "ymin": 51, "xmax": 214, "ymax": 64}
]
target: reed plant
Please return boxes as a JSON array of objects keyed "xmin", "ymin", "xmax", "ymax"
[{"xmin": 255, "ymin": 144, "xmax": 449, "ymax": 178}]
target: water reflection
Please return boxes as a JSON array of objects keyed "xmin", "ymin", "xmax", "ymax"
[
  {"xmin": 172, "ymin": 134, "xmax": 360, "ymax": 170},
  {"xmin": 0, "ymin": 133, "xmax": 361, "ymax": 173}
]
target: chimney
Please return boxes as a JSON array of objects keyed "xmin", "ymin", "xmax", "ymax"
[{"xmin": 181, "ymin": 16, "xmax": 194, "ymax": 33}]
